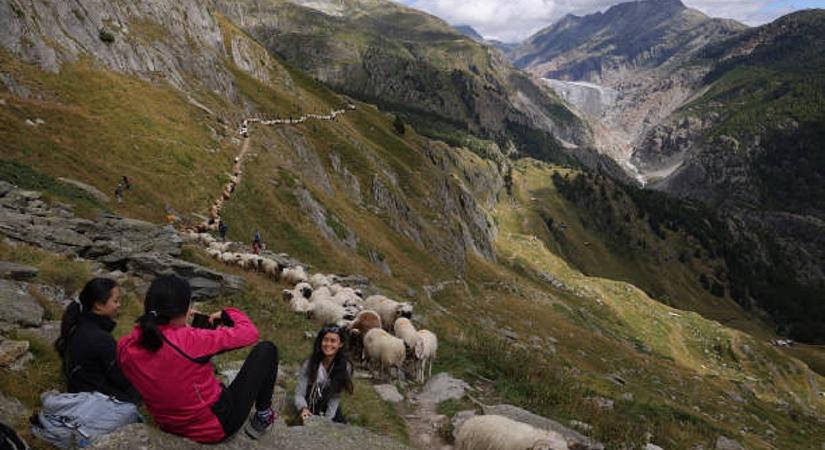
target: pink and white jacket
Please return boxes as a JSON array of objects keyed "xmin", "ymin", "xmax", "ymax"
[{"xmin": 117, "ymin": 308, "xmax": 258, "ymax": 443}]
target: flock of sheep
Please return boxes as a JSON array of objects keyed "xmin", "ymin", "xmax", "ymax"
[
  {"xmin": 184, "ymin": 231, "xmax": 438, "ymax": 384},
  {"xmin": 283, "ymin": 270, "xmax": 439, "ymax": 384},
  {"xmin": 181, "ymin": 104, "xmax": 574, "ymax": 449}
]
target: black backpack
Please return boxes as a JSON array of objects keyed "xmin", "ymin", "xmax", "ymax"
[{"xmin": 0, "ymin": 421, "xmax": 29, "ymax": 450}]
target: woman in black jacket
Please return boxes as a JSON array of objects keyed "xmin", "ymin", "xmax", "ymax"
[{"xmin": 54, "ymin": 278, "xmax": 140, "ymax": 404}]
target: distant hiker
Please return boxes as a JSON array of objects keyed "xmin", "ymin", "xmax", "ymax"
[
  {"xmin": 252, "ymin": 230, "xmax": 262, "ymax": 255},
  {"xmin": 114, "ymin": 176, "xmax": 131, "ymax": 204},
  {"xmin": 218, "ymin": 221, "xmax": 228, "ymax": 241},
  {"xmin": 55, "ymin": 278, "xmax": 140, "ymax": 403},
  {"xmin": 117, "ymin": 275, "xmax": 280, "ymax": 442},
  {"xmin": 294, "ymin": 326, "xmax": 353, "ymax": 424}
]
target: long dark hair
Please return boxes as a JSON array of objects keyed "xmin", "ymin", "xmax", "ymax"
[
  {"xmin": 306, "ymin": 326, "xmax": 353, "ymax": 396},
  {"xmin": 136, "ymin": 274, "xmax": 191, "ymax": 351},
  {"xmin": 54, "ymin": 278, "xmax": 118, "ymax": 357}
]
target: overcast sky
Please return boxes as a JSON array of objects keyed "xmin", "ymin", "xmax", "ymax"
[{"xmin": 399, "ymin": 0, "xmax": 825, "ymax": 42}]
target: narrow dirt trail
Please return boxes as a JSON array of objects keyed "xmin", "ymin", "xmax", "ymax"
[{"xmin": 191, "ymin": 105, "xmax": 355, "ymax": 232}]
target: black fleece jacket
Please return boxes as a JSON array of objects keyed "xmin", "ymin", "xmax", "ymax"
[{"xmin": 64, "ymin": 313, "xmax": 140, "ymax": 404}]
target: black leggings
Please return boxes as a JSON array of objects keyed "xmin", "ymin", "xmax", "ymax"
[{"xmin": 211, "ymin": 341, "xmax": 279, "ymax": 438}]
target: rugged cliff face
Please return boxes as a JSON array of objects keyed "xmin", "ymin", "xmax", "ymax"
[
  {"xmin": 213, "ymin": 0, "xmax": 595, "ymax": 165},
  {"xmin": 511, "ymin": 0, "xmax": 745, "ymax": 168}
]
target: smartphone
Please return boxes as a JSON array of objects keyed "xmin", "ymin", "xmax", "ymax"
[{"xmin": 191, "ymin": 312, "xmax": 219, "ymax": 329}]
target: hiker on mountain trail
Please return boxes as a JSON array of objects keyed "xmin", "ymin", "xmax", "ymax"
[
  {"xmin": 294, "ymin": 325, "xmax": 353, "ymax": 424},
  {"xmin": 218, "ymin": 221, "xmax": 228, "ymax": 241},
  {"xmin": 117, "ymin": 275, "xmax": 280, "ymax": 442},
  {"xmin": 114, "ymin": 176, "xmax": 131, "ymax": 204},
  {"xmin": 252, "ymin": 230, "xmax": 262, "ymax": 255}
]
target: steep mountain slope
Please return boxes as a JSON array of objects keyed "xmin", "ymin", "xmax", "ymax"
[
  {"xmin": 213, "ymin": 0, "xmax": 599, "ymax": 167},
  {"xmin": 511, "ymin": 0, "xmax": 745, "ymax": 167},
  {"xmin": 1, "ymin": 1, "xmax": 825, "ymax": 449},
  {"xmin": 632, "ymin": 9, "xmax": 825, "ymax": 342}
]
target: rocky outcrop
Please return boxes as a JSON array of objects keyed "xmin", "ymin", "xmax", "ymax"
[
  {"xmin": 0, "ymin": 0, "xmax": 236, "ymax": 98},
  {"xmin": 0, "ymin": 181, "xmax": 243, "ymax": 299},
  {"xmin": 89, "ymin": 419, "xmax": 412, "ymax": 449},
  {"xmin": 0, "ymin": 261, "xmax": 38, "ymax": 281}
]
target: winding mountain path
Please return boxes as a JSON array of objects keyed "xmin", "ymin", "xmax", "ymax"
[{"xmin": 192, "ymin": 105, "xmax": 355, "ymax": 232}]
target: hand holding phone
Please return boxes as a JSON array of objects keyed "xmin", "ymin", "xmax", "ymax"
[{"xmin": 191, "ymin": 312, "xmax": 222, "ymax": 329}]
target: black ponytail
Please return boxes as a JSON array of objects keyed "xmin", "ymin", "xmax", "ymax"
[
  {"xmin": 137, "ymin": 274, "xmax": 191, "ymax": 352},
  {"xmin": 55, "ymin": 278, "xmax": 117, "ymax": 357}
]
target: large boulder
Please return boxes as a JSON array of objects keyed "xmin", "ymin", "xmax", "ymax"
[
  {"xmin": 481, "ymin": 404, "xmax": 604, "ymax": 450},
  {"xmin": 89, "ymin": 417, "xmax": 412, "ymax": 449},
  {"xmin": 0, "ymin": 279, "xmax": 44, "ymax": 329},
  {"xmin": 124, "ymin": 253, "xmax": 244, "ymax": 299}
]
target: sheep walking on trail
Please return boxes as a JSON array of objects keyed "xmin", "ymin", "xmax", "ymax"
[
  {"xmin": 393, "ymin": 317, "xmax": 418, "ymax": 351},
  {"xmin": 455, "ymin": 415, "xmax": 569, "ymax": 450},
  {"xmin": 281, "ymin": 266, "xmax": 308, "ymax": 285},
  {"xmin": 413, "ymin": 329, "xmax": 437, "ymax": 383},
  {"xmin": 363, "ymin": 328, "xmax": 405, "ymax": 380},
  {"xmin": 348, "ymin": 310, "xmax": 382, "ymax": 361},
  {"xmin": 364, "ymin": 295, "xmax": 413, "ymax": 331}
]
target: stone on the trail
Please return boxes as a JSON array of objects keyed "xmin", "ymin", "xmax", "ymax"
[
  {"xmin": 374, "ymin": 384, "xmax": 404, "ymax": 403},
  {"xmin": 589, "ymin": 396, "xmax": 614, "ymax": 411},
  {"xmin": 416, "ymin": 373, "xmax": 470, "ymax": 403},
  {"xmin": 0, "ymin": 392, "xmax": 28, "ymax": 424},
  {"xmin": 89, "ymin": 417, "xmax": 413, "ymax": 449},
  {"xmin": 646, "ymin": 444, "xmax": 666, "ymax": 450},
  {"xmin": 481, "ymin": 404, "xmax": 605, "ymax": 450},
  {"xmin": 0, "ymin": 279, "xmax": 44, "ymax": 329},
  {"xmin": 0, "ymin": 261, "xmax": 38, "ymax": 281},
  {"xmin": 715, "ymin": 436, "xmax": 745, "ymax": 450},
  {"xmin": 0, "ymin": 338, "xmax": 30, "ymax": 368}
]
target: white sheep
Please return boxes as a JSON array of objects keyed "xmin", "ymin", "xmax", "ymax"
[
  {"xmin": 393, "ymin": 317, "xmax": 419, "ymax": 350},
  {"xmin": 363, "ymin": 328, "xmax": 406, "ymax": 380},
  {"xmin": 309, "ymin": 286, "xmax": 332, "ymax": 303},
  {"xmin": 294, "ymin": 282, "xmax": 313, "ymax": 299},
  {"xmin": 365, "ymin": 295, "xmax": 413, "ymax": 330},
  {"xmin": 309, "ymin": 273, "xmax": 332, "ymax": 290},
  {"xmin": 413, "ymin": 329, "xmax": 437, "ymax": 383},
  {"xmin": 261, "ymin": 258, "xmax": 281, "ymax": 279},
  {"xmin": 332, "ymin": 289, "xmax": 362, "ymax": 308},
  {"xmin": 219, "ymin": 252, "xmax": 237, "ymax": 265},
  {"xmin": 208, "ymin": 241, "xmax": 231, "ymax": 253},
  {"xmin": 455, "ymin": 415, "xmax": 568, "ymax": 450},
  {"xmin": 283, "ymin": 289, "xmax": 311, "ymax": 313},
  {"xmin": 206, "ymin": 248, "xmax": 222, "ymax": 259},
  {"xmin": 281, "ymin": 266, "xmax": 308, "ymax": 285},
  {"xmin": 308, "ymin": 298, "xmax": 346, "ymax": 325}
]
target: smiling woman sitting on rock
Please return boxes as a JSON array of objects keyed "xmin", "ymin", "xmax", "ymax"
[
  {"xmin": 117, "ymin": 274, "xmax": 280, "ymax": 443},
  {"xmin": 294, "ymin": 325, "xmax": 354, "ymax": 424}
]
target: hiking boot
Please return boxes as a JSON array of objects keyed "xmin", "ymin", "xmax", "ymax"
[{"xmin": 245, "ymin": 408, "xmax": 276, "ymax": 439}]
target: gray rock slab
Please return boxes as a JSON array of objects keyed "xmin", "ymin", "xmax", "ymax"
[
  {"xmin": 89, "ymin": 418, "xmax": 412, "ymax": 449},
  {"xmin": 0, "ymin": 338, "xmax": 30, "ymax": 367},
  {"xmin": 481, "ymin": 404, "xmax": 604, "ymax": 450},
  {"xmin": 416, "ymin": 373, "xmax": 470, "ymax": 403},
  {"xmin": 716, "ymin": 436, "xmax": 745, "ymax": 450},
  {"xmin": 0, "ymin": 392, "xmax": 28, "ymax": 424},
  {"xmin": 124, "ymin": 253, "xmax": 244, "ymax": 299},
  {"xmin": 0, "ymin": 279, "xmax": 44, "ymax": 328},
  {"xmin": 374, "ymin": 384, "xmax": 404, "ymax": 403},
  {"xmin": 0, "ymin": 261, "xmax": 38, "ymax": 280},
  {"xmin": 58, "ymin": 177, "xmax": 111, "ymax": 203}
]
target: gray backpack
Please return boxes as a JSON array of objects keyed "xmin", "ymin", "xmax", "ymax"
[{"xmin": 30, "ymin": 391, "xmax": 141, "ymax": 449}]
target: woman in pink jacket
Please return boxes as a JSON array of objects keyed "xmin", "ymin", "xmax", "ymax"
[{"xmin": 117, "ymin": 275, "xmax": 278, "ymax": 443}]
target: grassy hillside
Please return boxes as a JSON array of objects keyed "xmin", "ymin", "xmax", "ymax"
[{"xmin": 1, "ymin": 8, "xmax": 825, "ymax": 450}]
